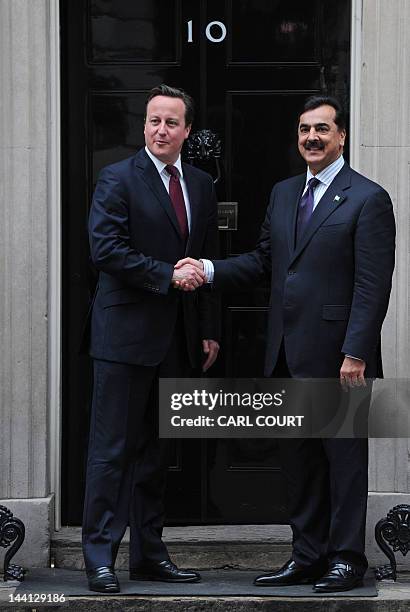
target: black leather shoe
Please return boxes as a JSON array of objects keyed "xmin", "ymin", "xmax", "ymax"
[
  {"xmin": 313, "ymin": 562, "xmax": 363, "ymax": 592},
  {"xmin": 86, "ymin": 566, "xmax": 120, "ymax": 593},
  {"xmin": 130, "ymin": 560, "xmax": 200, "ymax": 583},
  {"xmin": 254, "ymin": 559, "xmax": 324, "ymax": 586}
]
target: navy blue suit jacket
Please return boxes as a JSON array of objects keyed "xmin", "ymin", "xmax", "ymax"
[
  {"xmin": 88, "ymin": 148, "xmax": 220, "ymax": 367},
  {"xmin": 213, "ymin": 163, "xmax": 395, "ymax": 377}
]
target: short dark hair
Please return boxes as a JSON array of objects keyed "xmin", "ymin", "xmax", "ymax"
[
  {"xmin": 300, "ymin": 96, "xmax": 346, "ymax": 131},
  {"xmin": 145, "ymin": 84, "xmax": 195, "ymax": 126}
]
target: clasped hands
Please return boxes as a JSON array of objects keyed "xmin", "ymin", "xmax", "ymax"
[
  {"xmin": 172, "ymin": 257, "xmax": 205, "ymax": 291},
  {"xmin": 172, "ymin": 258, "xmax": 219, "ymax": 371}
]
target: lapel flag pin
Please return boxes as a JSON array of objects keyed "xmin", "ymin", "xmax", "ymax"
[{"xmin": 334, "ymin": 195, "xmax": 341, "ymax": 202}]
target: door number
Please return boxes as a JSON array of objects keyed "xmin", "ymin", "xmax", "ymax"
[{"xmin": 187, "ymin": 20, "xmax": 227, "ymax": 43}]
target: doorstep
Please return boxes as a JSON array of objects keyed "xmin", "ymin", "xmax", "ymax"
[
  {"xmin": 51, "ymin": 525, "xmax": 293, "ymax": 571},
  {"xmin": 1, "ymin": 572, "xmax": 410, "ymax": 612}
]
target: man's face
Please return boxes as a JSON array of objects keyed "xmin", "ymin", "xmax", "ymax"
[
  {"xmin": 298, "ymin": 104, "xmax": 346, "ymax": 174},
  {"xmin": 144, "ymin": 95, "xmax": 191, "ymax": 164}
]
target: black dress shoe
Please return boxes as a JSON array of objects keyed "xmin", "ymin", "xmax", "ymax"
[
  {"xmin": 254, "ymin": 559, "xmax": 324, "ymax": 586},
  {"xmin": 313, "ymin": 562, "xmax": 363, "ymax": 592},
  {"xmin": 130, "ymin": 560, "xmax": 200, "ymax": 583},
  {"xmin": 86, "ymin": 566, "xmax": 120, "ymax": 593}
]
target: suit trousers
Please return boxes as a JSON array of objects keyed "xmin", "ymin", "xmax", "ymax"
[
  {"xmin": 82, "ymin": 311, "xmax": 192, "ymax": 571},
  {"xmin": 273, "ymin": 343, "xmax": 369, "ymax": 573}
]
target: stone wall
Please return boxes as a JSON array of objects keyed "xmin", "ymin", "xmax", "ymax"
[
  {"xmin": 358, "ymin": 0, "xmax": 410, "ymax": 495},
  {"xmin": 0, "ymin": 0, "xmax": 52, "ymax": 567}
]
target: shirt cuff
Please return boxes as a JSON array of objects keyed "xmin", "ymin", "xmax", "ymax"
[
  {"xmin": 345, "ymin": 354, "xmax": 364, "ymax": 361},
  {"xmin": 200, "ymin": 258, "xmax": 214, "ymax": 283}
]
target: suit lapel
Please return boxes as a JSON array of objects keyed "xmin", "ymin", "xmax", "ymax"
[
  {"xmin": 182, "ymin": 162, "xmax": 201, "ymax": 254},
  {"xmin": 134, "ymin": 149, "xmax": 183, "ymax": 241},
  {"xmin": 287, "ymin": 175, "xmax": 306, "ymax": 255},
  {"xmin": 289, "ymin": 163, "xmax": 351, "ymax": 266}
]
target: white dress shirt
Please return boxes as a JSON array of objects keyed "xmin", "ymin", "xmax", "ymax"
[
  {"xmin": 304, "ymin": 154, "xmax": 345, "ymax": 210},
  {"xmin": 145, "ymin": 146, "xmax": 192, "ymax": 230}
]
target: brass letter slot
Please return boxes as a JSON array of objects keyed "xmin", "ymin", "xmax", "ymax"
[{"xmin": 217, "ymin": 202, "xmax": 238, "ymax": 231}]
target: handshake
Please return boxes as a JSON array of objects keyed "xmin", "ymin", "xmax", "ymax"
[{"xmin": 172, "ymin": 258, "xmax": 207, "ymax": 291}]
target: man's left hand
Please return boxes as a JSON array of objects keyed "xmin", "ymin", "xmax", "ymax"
[
  {"xmin": 202, "ymin": 339, "xmax": 219, "ymax": 372},
  {"xmin": 340, "ymin": 356, "xmax": 366, "ymax": 389}
]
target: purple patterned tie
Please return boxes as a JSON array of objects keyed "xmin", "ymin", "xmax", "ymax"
[
  {"xmin": 166, "ymin": 165, "xmax": 188, "ymax": 241},
  {"xmin": 296, "ymin": 177, "xmax": 320, "ymax": 241}
]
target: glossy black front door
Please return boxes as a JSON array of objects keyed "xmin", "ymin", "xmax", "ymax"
[{"xmin": 61, "ymin": 0, "xmax": 351, "ymax": 525}]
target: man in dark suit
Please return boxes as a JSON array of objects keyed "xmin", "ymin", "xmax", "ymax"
[
  {"xmin": 176, "ymin": 96, "xmax": 395, "ymax": 592},
  {"xmin": 83, "ymin": 84, "xmax": 220, "ymax": 593}
]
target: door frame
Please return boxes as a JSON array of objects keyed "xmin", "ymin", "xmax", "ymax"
[
  {"xmin": 49, "ymin": 0, "xmax": 363, "ymax": 530},
  {"xmin": 49, "ymin": 0, "xmax": 63, "ymax": 530}
]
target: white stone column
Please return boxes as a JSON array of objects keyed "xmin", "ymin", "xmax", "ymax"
[
  {"xmin": 0, "ymin": 0, "xmax": 54, "ymax": 566},
  {"xmin": 353, "ymin": 0, "xmax": 410, "ymax": 564}
]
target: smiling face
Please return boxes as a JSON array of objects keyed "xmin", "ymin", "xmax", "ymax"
[
  {"xmin": 298, "ymin": 104, "xmax": 346, "ymax": 174},
  {"xmin": 144, "ymin": 95, "xmax": 191, "ymax": 164}
]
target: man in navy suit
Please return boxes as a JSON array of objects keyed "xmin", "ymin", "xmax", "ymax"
[
  {"xmin": 176, "ymin": 96, "xmax": 395, "ymax": 592},
  {"xmin": 83, "ymin": 84, "xmax": 220, "ymax": 592}
]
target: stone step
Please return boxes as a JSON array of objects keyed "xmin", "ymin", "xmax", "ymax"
[
  {"xmin": 1, "ymin": 579, "xmax": 410, "ymax": 612},
  {"xmin": 52, "ymin": 525, "xmax": 293, "ymax": 571},
  {"xmin": 52, "ymin": 525, "xmax": 409, "ymax": 574},
  {"xmin": 21, "ymin": 526, "xmax": 410, "ymax": 612}
]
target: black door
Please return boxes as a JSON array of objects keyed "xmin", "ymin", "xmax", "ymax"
[{"xmin": 61, "ymin": 0, "xmax": 351, "ymax": 525}]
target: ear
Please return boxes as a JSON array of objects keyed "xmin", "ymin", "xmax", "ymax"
[{"xmin": 184, "ymin": 124, "xmax": 192, "ymax": 139}]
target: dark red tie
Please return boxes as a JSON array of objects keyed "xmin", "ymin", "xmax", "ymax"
[{"xmin": 166, "ymin": 165, "xmax": 188, "ymax": 241}]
